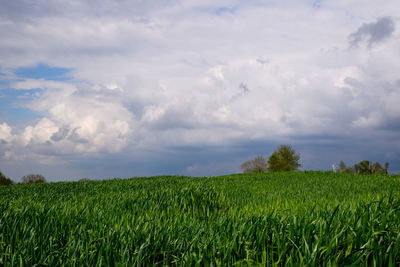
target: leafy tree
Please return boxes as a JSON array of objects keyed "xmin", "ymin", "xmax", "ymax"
[
  {"xmin": 338, "ymin": 160, "xmax": 354, "ymax": 174},
  {"xmin": 354, "ymin": 160, "xmax": 371, "ymax": 174},
  {"xmin": 241, "ymin": 156, "xmax": 268, "ymax": 173},
  {"xmin": 339, "ymin": 160, "xmax": 389, "ymax": 175},
  {"xmin": 0, "ymin": 171, "xmax": 14, "ymax": 186},
  {"xmin": 267, "ymin": 145, "xmax": 301, "ymax": 172},
  {"xmin": 22, "ymin": 174, "xmax": 47, "ymax": 184},
  {"xmin": 339, "ymin": 160, "xmax": 346, "ymax": 171},
  {"xmin": 354, "ymin": 160, "xmax": 389, "ymax": 175},
  {"xmin": 370, "ymin": 162, "xmax": 389, "ymax": 174}
]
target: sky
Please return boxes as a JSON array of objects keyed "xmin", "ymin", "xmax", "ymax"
[{"xmin": 1, "ymin": 0, "xmax": 400, "ymax": 181}]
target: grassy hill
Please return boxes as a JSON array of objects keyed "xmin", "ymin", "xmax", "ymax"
[{"xmin": 1, "ymin": 172, "xmax": 400, "ymax": 265}]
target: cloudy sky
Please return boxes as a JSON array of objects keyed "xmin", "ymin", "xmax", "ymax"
[{"xmin": 1, "ymin": 0, "xmax": 400, "ymax": 181}]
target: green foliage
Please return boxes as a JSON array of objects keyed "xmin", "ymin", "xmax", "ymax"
[
  {"xmin": 338, "ymin": 160, "xmax": 355, "ymax": 174},
  {"xmin": 240, "ymin": 156, "xmax": 268, "ymax": 173},
  {"xmin": 268, "ymin": 144, "xmax": 301, "ymax": 172},
  {"xmin": 21, "ymin": 174, "xmax": 47, "ymax": 184},
  {"xmin": 1, "ymin": 172, "xmax": 400, "ymax": 265},
  {"xmin": 78, "ymin": 178, "xmax": 91, "ymax": 182},
  {"xmin": 354, "ymin": 160, "xmax": 372, "ymax": 174},
  {"xmin": 339, "ymin": 160, "xmax": 346, "ymax": 170},
  {"xmin": 0, "ymin": 171, "xmax": 13, "ymax": 186},
  {"xmin": 339, "ymin": 160, "xmax": 389, "ymax": 175},
  {"xmin": 370, "ymin": 162, "xmax": 389, "ymax": 174}
]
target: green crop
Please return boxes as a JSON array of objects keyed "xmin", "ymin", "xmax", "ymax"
[{"xmin": 1, "ymin": 171, "xmax": 400, "ymax": 266}]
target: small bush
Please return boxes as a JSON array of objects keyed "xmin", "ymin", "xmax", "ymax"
[
  {"xmin": 21, "ymin": 174, "xmax": 47, "ymax": 184},
  {"xmin": 241, "ymin": 156, "xmax": 268, "ymax": 173},
  {"xmin": 338, "ymin": 161, "xmax": 354, "ymax": 174},
  {"xmin": 0, "ymin": 171, "xmax": 14, "ymax": 186}
]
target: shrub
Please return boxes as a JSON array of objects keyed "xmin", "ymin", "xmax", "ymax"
[
  {"xmin": 241, "ymin": 156, "xmax": 268, "ymax": 173},
  {"xmin": 370, "ymin": 162, "xmax": 389, "ymax": 174},
  {"xmin": 338, "ymin": 161, "xmax": 355, "ymax": 174},
  {"xmin": 0, "ymin": 171, "xmax": 14, "ymax": 186},
  {"xmin": 339, "ymin": 160, "xmax": 389, "ymax": 175},
  {"xmin": 21, "ymin": 174, "xmax": 47, "ymax": 184}
]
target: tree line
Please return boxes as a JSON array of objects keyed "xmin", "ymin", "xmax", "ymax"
[
  {"xmin": 336, "ymin": 160, "xmax": 389, "ymax": 175},
  {"xmin": 0, "ymin": 172, "xmax": 47, "ymax": 186},
  {"xmin": 0, "ymin": 171, "xmax": 93, "ymax": 186},
  {"xmin": 0, "ymin": 145, "xmax": 392, "ymax": 185},
  {"xmin": 241, "ymin": 144, "xmax": 390, "ymax": 175}
]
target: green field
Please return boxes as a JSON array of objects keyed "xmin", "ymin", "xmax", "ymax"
[{"xmin": 1, "ymin": 172, "xmax": 400, "ymax": 266}]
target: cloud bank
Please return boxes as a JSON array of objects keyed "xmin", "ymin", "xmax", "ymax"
[{"xmin": 1, "ymin": 1, "xmax": 400, "ymax": 180}]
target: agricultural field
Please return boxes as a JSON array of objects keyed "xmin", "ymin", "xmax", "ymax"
[{"xmin": 1, "ymin": 172, "xmax": 400, "ymax": 266}]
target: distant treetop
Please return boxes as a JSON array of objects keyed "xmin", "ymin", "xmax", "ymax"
[
  {"xmin": 0, "ymin": 171, "xmax": 14, "ymax": 186},
  {"xmin": 267, "ymin": 145, "xmax": 301, "ymax": 172},
  {"xmin": 240, "ymin": 144, "xmax": 301, "ymax": 174},
  {"xmin": 241, "ymin": 156, "xmax": 268, "ymax": 174},
  {"xmin": 21, "ymin": 174, "xmax": 47, "ymax": 184},
  {"xmin": 338, "ymin": 160, "xmax": 389, "ymax": 175}
]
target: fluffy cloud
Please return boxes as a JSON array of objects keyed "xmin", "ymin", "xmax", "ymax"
[
  {"xmin": 0, "ymin": 123, "xmax": 14, "ymax": 144},
  {"xmin": 3, "ymin": 79, "xmax": 134, "ymax": 157}
]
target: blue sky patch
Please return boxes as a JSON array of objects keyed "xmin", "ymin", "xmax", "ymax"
[
  {"xmin": 215, "ymin": 7, "xmax": 236, "ymax": 15},
  {"xmin": 0, "ymin": 88, "xmax": 41, "ymax": 124},
  {"xmin": 0, "ymin": 73, "xmax": 11, "ymax": 88},
  {"xmin": 14, "ymin": 63, "xmax": 72, "ymax": 81},
  {"xmin": 312, "ymin": 0, "xmax": 322, "ymax": 9}
]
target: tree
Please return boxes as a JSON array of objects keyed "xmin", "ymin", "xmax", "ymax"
[
  {"xmin": 21, "ymin": 174, "xmax": 47, "ymax": 184},
  {"xmin": 338, "ymin": 160, "xmax": 354, "ymax": 174},
  {"xmin": 354, "ymin": 160, "xmax": 389, "ymax": 175},
  {"xmin": 267, "ymin": 145, "xmax": 301, "ymax": 172},
  {"xmin": 354, "ymin": 160, "xmax": 371, "ymax": 174},
  {"xmin": 0, "ymin": 171, "xmax": 14, "ymax": 186},
  {"xmin": 339, "ymin": 160, "xmax": 389, "ymax": 175},
  {"xmin": 241, "ymin": 156, "xmax": 268, "ymax": 173},
  {"xmin": 370, "ymin": 162, "xmax": 387, "ymax": 174},
  {"xmin": 339, "ymin": 160, "xmax": 346, "ymax": 171}
]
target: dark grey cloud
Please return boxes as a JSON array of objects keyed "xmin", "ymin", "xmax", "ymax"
[
  {"xmin": 69, "ymin": 129, "xmax": 89, "ymax": 144},
  {"xmin": 51, "ymin": 127, "xmax": 69, "ymax": 142},
  {"xmin": 256, "ymin": 57, "xmax": 270, "ymax": 65},
  {"xmin": 144, "ymin": 106, "xmax": 197, "ymax": 130},
  {"xmin": 342, "ymin": 76, "xmax": 400, "ymax": 135},
  {"xmin": 376, "ymin": 117, "xmax": 400, "ymax": 132},
  {"xmin": 349, "ymin": 17, "xmax": 395, "ymax": 48},
  {"xmin": 239, "ymin": 83, "xmax": 249, "ymax": 94},
  {"xmin": 231, "ymin": 83, "xmax": 249, "ymax": 102},
  {"xmin": 0, "ymin": 0, "xmax": 177, "ymax": 21},
  {"xmin": 0, "ymin": 0, "xmax": 51, "ymax": 21}
]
